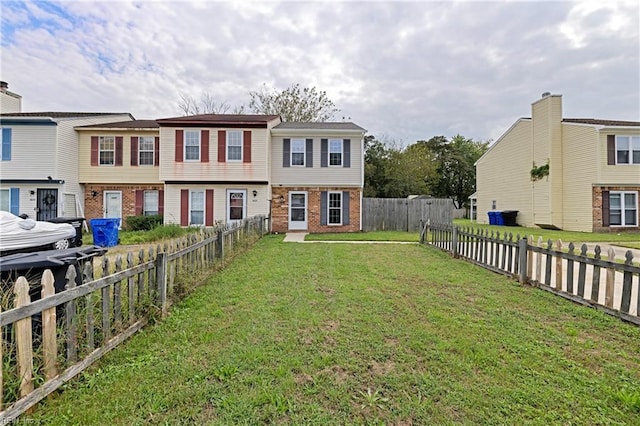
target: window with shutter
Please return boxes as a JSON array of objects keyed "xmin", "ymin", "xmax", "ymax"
[{"xmin": 1, "ymin": 128, "xmax": 12, "ymax": 161}]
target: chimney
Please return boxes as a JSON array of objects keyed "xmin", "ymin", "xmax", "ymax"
[{"xmin": 0, "ymin": 81, "xmax": 8, "ymax": 91}]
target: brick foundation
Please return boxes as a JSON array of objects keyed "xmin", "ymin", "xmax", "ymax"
[
  {"xmin": 271, "ymin": 187, "xmax": 361, "ymax": 233},
  {"xmin": 592, "ymin": 186, "xmax": 640, "ymax": 232},
  {"xmin": 84, "ymin": 184, "xmax": 164, "ymax": 227}
]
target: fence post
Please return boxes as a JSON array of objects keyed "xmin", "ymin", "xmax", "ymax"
[
  {"xmin": 157, "ymin": 252, "xmax": 168, "ymax": 317},
  {"xmin": 419, "ymin": 219, "xmax": 425, "ymax": 244},
  {"xmin": 216, "ymin": 228, "xmax": 225, "ymax": 261},
  {"xmin": 452, "ymin": 226, "xmax": 459, "ymax": 258},
  {"xmin": 518, "ymin": 238, "xmax": 528, "ymax": 283},
  {"xmin": 65, "ymin": 265, "xmax": 78, "ymax": 363},
  {"xmin": 605, "ymin": 248, "xmax": 615, "ymax": 308},
  {"xmin": 41, "ymin": 270, "xmax": 58, "ymax": 382},
  {"xmin": 14, "ymin": 276, "xmax": 34, "ymax": 400}
]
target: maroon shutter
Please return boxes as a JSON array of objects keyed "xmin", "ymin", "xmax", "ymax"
[
  {"xmin": 243, "ymin": 130, "xmax": 252, "ymax": 163},
  {"xmin": 154, "ymin": 136, "xmax": 160, "ymax": 166},
  {"xmin": 158, "ymin": 190, "xmax": 164, "ymax": 216},
  {"xmin": 131, "ymin": 137, "xmax": 138, "ymax": 166},
  {"xmin": 115, "ymin": 136, "xmax": 123, "ymax": 166},
  {"xmin": 205, "ymin": 189, "xmax": 214, "ymax": 226},
  {"xmin": 180, "ymin": 189, "xmax": 189, "ymax": 226},
  {"xmin": 135, "ymin": 190, "xmax": 144, "ymax": 215},
  {"xmin": 602, "ymin": 191, "xmax": 610, "ymax": 227},
  {"xmin": 218, "ymin": 130, "xmax": 226, "ymax": 162},
  {"xmin": 91, "ymin": 136, "xmax": 99, "ymax": 166},
  {"xmin": 607, "ymin": 135, "xmax": 615, "ymax": 165},
  {"xmin": 175, "ymin": 130, "xmax": 184, "ymax": 162},
  {"xmin": 201, "ymin": 130, "xmax": 209, "ymax": 163}
]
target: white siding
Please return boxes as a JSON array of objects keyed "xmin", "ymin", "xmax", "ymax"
[
  {"xmin": 159, "ymin": 127, "xmax": 271, "ymax": 182},
  {"xmin": 0, "ymin": 124, "xmax": 57, "ymax": 179},
  {"xmin": 271, "ymin": 134, "xmax": 363, "ymax": 186},
  {"xmin": 0, "ymin": 92, "xmax": 21, "ymax": 113},
  {"xmin": 476, "ymin": 120, "xmax": 533, "ymax": 226},
  {"xmin": 561, "ymin": 124, "xmax": 599, "ymax": 232},
  {"xmin": 163, "ymin": 183, "xmax": 270, "ymax": 225}
]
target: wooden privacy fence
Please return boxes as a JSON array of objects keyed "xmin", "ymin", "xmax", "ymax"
[
  {"xmin": 422, "ymin": 223, "xmax": 640, "ymax": 326},
  {"xmin": 362, "ymin": 198, "xmax": 453, "ymax": 232},
  {"xmin": 0, "ymin": 215, "xmax": 266, "ymax": 422}
]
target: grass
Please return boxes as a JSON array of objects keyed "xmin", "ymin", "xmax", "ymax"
[
  {"xmin": 24, "ymin": 236, "xmax": 640, "ymax": 424},
  {"xmin": 455, "ymin": 219, "xmax": 640, "ymax": 244},
  {"xmin": 83, "ymin": 224, "xmax": 201, "ymax": 246},
  {"xmin": 305, "ymin": 230, "xmax": 419, "ymax": 242}
]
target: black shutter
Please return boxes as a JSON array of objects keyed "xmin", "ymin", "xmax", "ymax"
[
  {"xmin": 343, "ymin": 139, "xmax": 351, "ymax": 168},
  {"xmin": 342, "ymin": 191, "xmax": 350, "ymax": 225},
  {"xmin": 306, "ymin": 138, "xmax": 313, "ymax": 168},
  {"xmin": 321, "ymin": 139, "xmax": 328, "ymax": 167},
  {"xmin": 283, "ymin": 138, "xmax": 290, "ymax": 167},
  {"xmin": 602, "ymin": 191, "xmax": 610, "ymax": 227},
  {"xmin": 607, "ymin": 135, "xmax": 616, "ymax": 165},
  {"xmin": 320, "ymin": 191, "xmax": 328, "ymax": 225}
]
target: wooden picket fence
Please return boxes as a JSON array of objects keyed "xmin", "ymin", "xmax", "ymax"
[
  {"xmin": 363, "ymin": 198, "xmax": 453, "ymax": 232},
  {"xmin": 0, "ymin": 216, "xmax": 266, "ymax": 422},
  {"xmin": 422, "ymin": 223, "xmax": 640, "ymax": 326}
]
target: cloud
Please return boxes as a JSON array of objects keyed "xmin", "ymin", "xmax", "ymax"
[{"xmin": 1, "ymin": 0, "xmax": 638, "ymax": 144}]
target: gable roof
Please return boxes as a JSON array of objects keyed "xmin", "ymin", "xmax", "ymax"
[
  {"xmin": 156, "ymin": 114, "xmax": 281, "ymax": 127},
  {"xmin": 562, "ymin": 118, "xmax": 640, "ymax": 127},
  {"xmin": 76, "ymin": 120, "xmax": 158, "ymax": 129},
  {"xmin": 274, "ymin": 122, "xmax": 366, "ymax": 131},
  {"xmin": 0, "ymin": 112, "xmax": 134, "ymax": 119}
]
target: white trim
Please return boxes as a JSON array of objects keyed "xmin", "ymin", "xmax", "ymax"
[
  {"xmin": 226, "ymin": 130, "xmax": 243, "ymax": 162},
  {"xmin": 609, "ymin": 191, "xmax": 638, "ymax": 227},
  {"xmin": 184, "ymin": 130, "xmax": 201, "ymax": 162},
  {"xmin": 328, "ymin": 138, "xmax": 343, "ymax": 167},
  {"xmin": 138, "ymin": 136, "xmax": 155, "ymax": 166},
  {"xmin": 290, "ymin": 138, "xmax": 306, "ymax": 167},
  {"xmin": 98, "ymin": 135, "xmax": 116, "ymax": 166},
  {"xmin": 189, "ymin": 189, "xmax": 205, "ymax": 226},
  {"xmin": 327, "ymin": 191, "xmax": 342, "ymax": 225},
  {"xmin": 614, "ymin": 135, "xmax": 640, "ymax": 165},
  {"xmin": 288, "ymin": 191, "xmax": 308, "ymax": 230},
  {"xmin": 103, "ymin": 190, "xmax": 122, "ymax": 221},
  {"xmin": 226, "ymin": 189, "xmax": 247, "ymax": 222}
]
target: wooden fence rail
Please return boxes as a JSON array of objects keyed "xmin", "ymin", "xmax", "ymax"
[
  {"xmin": 422, "ymin": 222, "xmax": 640, "ymax": 326},
  {"xmin": 0, "ymin": 215, "xmax": 265, "ymax": 422}
]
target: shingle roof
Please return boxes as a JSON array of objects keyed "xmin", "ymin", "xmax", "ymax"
[
  {"xmin": 156, "ymin": 114, "xmax": 281, "ymax": 126},
  {"xmin": 76, "ymin": 120, "xmax": 158, "ymax": 129},
  {"xmin": 562, "ymin": 118, "xmax": 640, "ymax": 127},
  {"xmin": 273, "ymin": 122, "xmax": 366, "ymax": 131},
  {"xmin": 0, "ymin": 112, "xmax": 134, "ymax": 119}
]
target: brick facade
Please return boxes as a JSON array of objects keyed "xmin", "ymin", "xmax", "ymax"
[
  {"xmin": 271, "ymin": 186, "xmax": 361, "ymax": 233},
  {"xmin": 592, "ymin": 185, "xmax": 640, "ymax": 232},
  {"xmin": 84, "ymin": 184, "xmax": 164, "ymax": 227}
]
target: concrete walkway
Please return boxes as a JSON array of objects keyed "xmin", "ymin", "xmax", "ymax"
[{"xmin": 282, "ymin": 233, "xmax": 417, "ymax": 244}]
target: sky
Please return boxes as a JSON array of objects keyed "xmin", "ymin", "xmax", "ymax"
[{"xmin": 1, "ymin": 0, "xmax": 639, "ymax": 145}]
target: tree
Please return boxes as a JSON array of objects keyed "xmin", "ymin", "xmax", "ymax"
[
  {"xmin": 248, "ymin": 83, "xmax": 339, "ymax": 122},
  {"xmin": 178, "ymin": 92, "xmax": 245, "ymax": 115},
  {"xmin": 425, "ymin": 135, "xmax": 489, "ymax": 208}
]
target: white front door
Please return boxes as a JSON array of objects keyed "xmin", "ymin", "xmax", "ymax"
[
  {"xmin": 227, "ymin": 189, "xmax": 247, "ymax": 223},
  {"xmin": 289, "ymin": 191, "xmax": 308, "ymax": 230},
  {"xmin": 104, "ymin": 191, "xmax": 122, "ymax": 220}
]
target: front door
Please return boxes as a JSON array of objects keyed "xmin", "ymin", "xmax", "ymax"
[
  {"xmin": 227, "ymin": 189, "xmax": 247, "ymax": 223},
  {"xmin": 37, "ymin": 188, "xmax": 58, "ymax": 221},
  {"xmin": 289, "ymin": 191, "xmax": 308, "ymax": 230},
  {"xmin": 104, "ymin": 191, "xmax": 122, "ymax": 220}
]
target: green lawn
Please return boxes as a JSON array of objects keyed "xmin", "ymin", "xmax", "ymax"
[
  {"xmin": 305, "ymin": 230, "xmax": 419, "ymax": 242},
  {"xmin": 26, "ymin": 236, "xmax": 640, "ymax": 424},
  {"xmin": 455, "ymin": 219, "xmax": 640, "ymax": 243}
]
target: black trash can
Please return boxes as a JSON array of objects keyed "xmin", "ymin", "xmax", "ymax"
[
  {"xmin": 48, "ymin": 217, "xmax": 85, "ymax": 247},
  {"xmin": 0, "ymin": 245, "xmax": 107, "ymax": 340},
  {"xmin": 502, "ymin": 210, "xmax": 519, "ymax": 226}
]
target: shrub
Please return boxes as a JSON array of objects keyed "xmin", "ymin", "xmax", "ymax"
[{"xmin": 125, "ymin": 215, "xmax": 163, "ymax": 231}]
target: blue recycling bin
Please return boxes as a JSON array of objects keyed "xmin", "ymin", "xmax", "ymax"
[
  {"xmin": 495, "ymin": 211, "xmax": 505, "ymax": 226},
  {"xmin": 89, "ymin": 218, "xmax": 121, "ymax": 247},
  {"xmin": 488, "ymin": 211, "xmax": 497, "ymax": 225}
]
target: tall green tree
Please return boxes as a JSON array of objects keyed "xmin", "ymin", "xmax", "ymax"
[{"xmin": 248, "ymin": 83, "xmax": 339, "ymax": 122}]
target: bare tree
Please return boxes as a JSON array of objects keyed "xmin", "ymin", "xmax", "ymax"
[{"xmin": 178, "ymin": 92, "xmax": 234, "ymax": 115}]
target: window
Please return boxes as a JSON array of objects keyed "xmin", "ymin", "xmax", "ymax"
[
  {"xmin": 328, "ymin": 192, "xmax": 342, "ymax": 225},
  {"xmin": 144, "ymin": 190, "xmax": 159, "ymax": 216},
  {"xmin": 190, "ymin": 190, "xmax": 204, "ymax": 225},
  {"xmin": 1, "ymin": 128, "xmax": 11, "ymax": 161},
  {"xmin": 228, "ymin": 190, "xmax": 246, "ymax": 221},
  {"xmin": 329, "ymin": 139, "xmax": 342, "ymax": 166},
  {"xmin": 610, "ymin": 191, "xmax": 638, "ymax": 227},
  {"xmin": 185, "ymin": 131, "xmax": 200, "ymax": 161},
  {"xmin": 99, "ymin": 136, "xmax": 115, "ymax": 165},
  {"xmin": 0, "ymin": 189, "xmax": 9, "ymax": 211},
  {"xmin": 139, "ymin": 136, "xmax": 155, "ymax": 165},
  {"xmin": 291, "ymin": 139, "xmax": 305, "ymax": 166},
  {"xmin": 616, "ymin": 136, "xmax": 640, "ymax": 164},
  {"xmin": 227, "ymin": 131, "xmax": 242, "ymax": 161}
]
